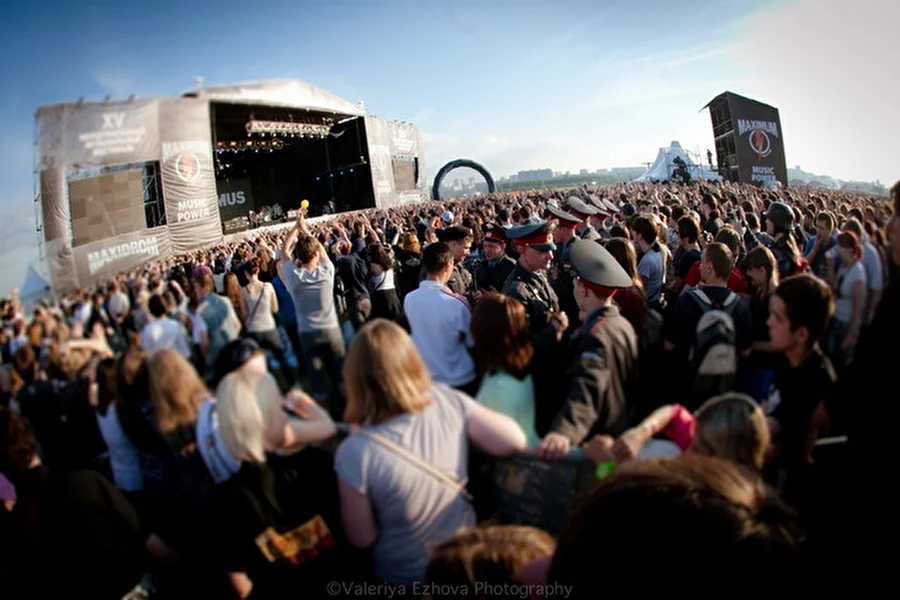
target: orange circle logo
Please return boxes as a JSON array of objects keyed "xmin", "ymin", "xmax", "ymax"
[{"xmin": 174, "ymin": 151, "xmax": 202, "ymax": 183}]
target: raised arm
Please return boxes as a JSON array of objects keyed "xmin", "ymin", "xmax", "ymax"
[
  {"xmin": 281, "ymin": 225, "xmax": 300, "ymax": 266},
  {"xmin": 276, "ymin": 389, "xmax": 337, "ymax": 448}
]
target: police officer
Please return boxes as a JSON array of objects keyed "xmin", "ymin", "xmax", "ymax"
[
  {"xmin": 586, "ymin": 196, "xmax": 614, "ymax": 238},
  {"xmin": 566, "ymin": 197, "xmax": 602, "ymax": 241},
  {"xmin": 503, "ymin": 221, "xmax": 567, "ymax": 339},
  {"xmin": 419, "ymin": 225, "xmax": 476, "ymax": 298},
  {"xmin": 763, "ymin": 201, "xmax": 804, "ymax": 279},
  {"xmin": 504, "ymin": 221, "xmax": 570, "ymax": 432},
  {"xmin": 537, "ymin": 239, "xmax": 641, "ymax": 459},
  {"xmin": 474, "ymin": 224, "xmax": 516, "ymax": 292},
  {"xmin": 547, "ymin": 205, "xmax": 583, "ymax": 331}
]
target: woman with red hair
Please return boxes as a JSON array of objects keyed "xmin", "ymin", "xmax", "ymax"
[{"xmin": 470, "ymin": 293, "xmax": 539, "ymax": 445}]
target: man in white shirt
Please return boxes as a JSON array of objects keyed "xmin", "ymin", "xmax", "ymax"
[
  {"xmin": 139, "ymin": 294, "xmax": 192, "ymax": 358},
  {"xmin": 403, "ymin": 242, "xmax": 477, "ymax": 395}
]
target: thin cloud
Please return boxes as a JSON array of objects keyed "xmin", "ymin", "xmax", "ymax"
[
  {"xmin": 91, "ymin": 69, "xmax": 137, "ymax": 97},
  {"xmin": 658, "ymin": 45, "xmax": 734, "ymax": 69}
]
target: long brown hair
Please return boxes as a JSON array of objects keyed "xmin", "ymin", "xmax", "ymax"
[
  {"xmin": 223, "ymin": 272, "xmax": 246, "ymax": 321},
  {"xmin": 255, "ymin": 248, "xmax": 272, "ymax": 278},
  {"xmin": 343, "ymin": 319, "xmax": 432, "ymax": 426},
  {"xmin": 604, "ymin": 237, "xmax": 643, "ymax": 292},
  {"xmin": 471, "ymin": 293, "xmax": 533, "ymax": 379},
  {"xmin": 744, "ymin": 245, "xmax": 778, "ymax": 299},
  {"xmin": 148, "ymin": 349, "xmax": 208, "ymax": 451}
]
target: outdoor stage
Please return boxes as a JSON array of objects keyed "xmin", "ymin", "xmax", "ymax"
[{"xmin": 34, "ymin": 79, "xmax": 427, "ymax": 293}]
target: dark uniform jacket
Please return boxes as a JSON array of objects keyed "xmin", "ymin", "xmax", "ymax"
[
  {"xmin": 418, "ymin": 262, "xmax": 474, "ymax": 298},
  {"xmin": 548, "ymin": 305, "xmax": 640, "ymax": 445},
  {"xmin": 502, "ymin": 262, "xmax": 559, "ymax": 343},
  {"xmin": 475, "ymin": 255, "xmax": 516, "ymax": 292},
  {"xmin": 551, "ymin": 238, "xmax": 580, "ymax": 332},
  {"xmin": 577, "ymin": 226, "xmax": 601, "ymax": 242}
]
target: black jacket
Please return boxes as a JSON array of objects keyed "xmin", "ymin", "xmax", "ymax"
[
  {"xmin": 474, "ymin": 255, "xmax": 515, "ymax": 292},
  {"xmin": 549, "ymin": 305, "xmax": 640, "ymax": 444}
]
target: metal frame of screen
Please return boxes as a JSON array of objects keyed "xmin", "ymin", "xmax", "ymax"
[{"xmin": 65, "ymin": 161, "xmax": 166, "ymax": 247}]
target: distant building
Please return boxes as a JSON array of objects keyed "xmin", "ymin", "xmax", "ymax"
[
  {"xmin": 517, "ymin": 169, "xmax": 553, "ymax": 182},
  {"xmin": 579, "ymin": 169, "xmax": 589, "ymax": 176}
]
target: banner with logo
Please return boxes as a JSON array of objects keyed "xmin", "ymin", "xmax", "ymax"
[
  {"xmin": 725, "ymin": 94, "xmax": 788, "ymax": 188},
  {"xmin": 36, "ymin": 100, "xmax": 161, "ymax": 170},
  {"xmin": 363, "ymin": 117, "xmax": 427, "ymax": 209},
  {"xmin": 36, "ymin": 100, "xmax": 160, "ymax": 292},
  {"xmin": 364, "ymin": 117, "xmax": 395, "ymax": 208},
  {"xmin": 216, "ymin": 178, "xmax": 255, "ymax": 223},
  {"xmin": 158, "ymin": 98, "xmax": 223, "ymax": 252},
  {"xmin": 71, "ymin": 226, "xmax": 172, "ymax": 287}
]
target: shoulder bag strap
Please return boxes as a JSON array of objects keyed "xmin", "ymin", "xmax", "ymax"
[
  {"xmin": 358, "ymin": 430, "xmax": 473, "ymax": 502},
  {"xmin": 245, "ymin": 285, "xmax": 265, "ymax": 326}
]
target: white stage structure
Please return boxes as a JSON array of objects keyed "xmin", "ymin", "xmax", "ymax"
[{"xmin": 634, "ymin": 141, "xmax": 721, "ymax": 183}]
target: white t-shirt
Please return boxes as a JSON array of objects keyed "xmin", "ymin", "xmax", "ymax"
[
  {"xmin": 334, "ymin": 384, "xmax": 477, "ymax": 584},
  {"xmin": 834, "ymin": 262, "xmax": 866, "ymax": 324},
  {"xmin": 95, "ymin": 405, "xmax": 144, "ymax": 492},
  {"xmin": 188, "ymin": 310, "xmax": 208, "ymax": 345},
  {"xmin": 140, "ymin": 317, "xmax": 192, "ymax": 358},
  {"xmin": 281, "ymin": 251, "xmax": 340, "ymax": 333},
  {"xmin": 403, "ymin": 280, "xmax": 475, "ymax": 387}
]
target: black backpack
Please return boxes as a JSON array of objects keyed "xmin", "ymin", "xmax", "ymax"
[{"xmin": 688, "ymin": 289, "xmax": 739, "ymax": 403}]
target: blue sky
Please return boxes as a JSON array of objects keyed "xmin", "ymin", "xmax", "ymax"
[{"xmin": 0, "ymin": 0, "xmax": 896, "ymax": 294}]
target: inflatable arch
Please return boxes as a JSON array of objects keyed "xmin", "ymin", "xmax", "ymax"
[{"xmin": 431, "ymin": 159, "xmax": 496, "ymax": 200}]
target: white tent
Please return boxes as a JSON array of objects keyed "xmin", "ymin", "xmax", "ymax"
[
  {"xmin": 634, "ymin": 141, "xmax": 721, "ymax": 183},
  {"xmin": 19, "ymin": 264, "xmax": 52, "ymax": 310}
]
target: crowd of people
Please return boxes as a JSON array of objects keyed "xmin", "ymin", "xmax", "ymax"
[{"xmin": 0, "ymin": 177, "xmax": 897, "ymax": 598}]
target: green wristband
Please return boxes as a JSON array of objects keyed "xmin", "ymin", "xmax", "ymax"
[{"xmin": 595, "ymin": 461, "xmax": 616, "ymax": 480}]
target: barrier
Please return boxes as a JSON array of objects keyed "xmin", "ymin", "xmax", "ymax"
[
  {"xmin": 470, "ymin": 450, "xmax": 594, "ymax": 535},
  {"xmin": 328, "ymin": 423, "xmax": 849, "ymax": 534}
]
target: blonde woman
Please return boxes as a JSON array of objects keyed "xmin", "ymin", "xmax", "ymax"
[
  {"xmin": 334, "ymin": 319, "xmax": 527, "ymax": 585},
  {"xmin": 584, "ymin": 392, "xmax": 771, "ymax": 471},
  {"xmin": 207, "ymin": 369, "xmax": 358, "ymax": 598},
  {"xmin": 146, "ymin": 349, "xmax": 234, "ymax": 554},
  {"xmin": 215, "ymin": 370, "xmax": 336, "ymax": 463}
]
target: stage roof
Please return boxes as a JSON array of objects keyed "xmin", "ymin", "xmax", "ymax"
[
  {"xmin": 182, "ymin": 79, "xmax": 366, "ymax": 117},
  {"xmin": 702, "ymin": 91, "xmax": 778, "ymax": 111}
]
